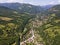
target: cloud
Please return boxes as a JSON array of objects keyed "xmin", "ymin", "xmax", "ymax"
[
  {"xmin": 58, "ymin": 0, "xmax": 60, "ymax": 2},
  {"xmin": 48, "ymin": 1, "xmax": 55, "ymax": 4},
  {"xmin": 58, "ymin": 0, "xmax": 60, "ymax": 3},
  {"xmin": 48, "ymin": 0, "xmax": 60, "ymax": 5},
  {"xmin": 0, "ymin": 0, "xmax": 23, "ymax": 3},
  {"xmin": 0, "ymin": 0, "xmax": 7, "ymax": 3},
  {"xmin": 7, "ymin": 0, "xmax": 23, "ymax": 3}
]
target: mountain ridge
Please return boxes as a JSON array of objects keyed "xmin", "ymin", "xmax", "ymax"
[{"xmin": 0, "ymin": 3, "xmax": 43, "ymax": 14}]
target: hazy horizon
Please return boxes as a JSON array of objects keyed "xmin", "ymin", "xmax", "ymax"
[{"xmin": 0, "ymin": 0, "xmax": 60, "ymax": 6}]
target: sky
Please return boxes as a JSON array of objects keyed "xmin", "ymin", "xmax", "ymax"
[{"xmin": 0, "ymin": 0, "xmax": 60, "ymax": 6}]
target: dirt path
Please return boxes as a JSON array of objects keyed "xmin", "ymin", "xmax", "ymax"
[{"xmin": 20, "ymin": 28, "xmax": 35, "ymax": 45}]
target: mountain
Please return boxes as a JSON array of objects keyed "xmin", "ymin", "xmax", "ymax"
[
  {"xmin": 0, "ymin": 6, "xmax": 34, "ymax": 45},
  {"xmin": 48, "ymin": 4, "xmax": 60, "ymax": 17},
  {"xmin": 0, "ymin": 6, "xmax": 17, "ymax": 17},
  {"xmin": 49, "ymin": 4, "xmax": 60, "ymax": 12},
  {"xmin": 0, "ymin": 3, "xmax": 43, "ymax": 14},
  {"xmin": 20, "ymin": 4, "xmax": 60, "ymax": 44},
  {"xmin": 0, "ymin": 3, "xmax": 60, "ymax": 45},
  {"xmin": 41, "ymin": 5, "xmax": 53, "ymax": 10}
]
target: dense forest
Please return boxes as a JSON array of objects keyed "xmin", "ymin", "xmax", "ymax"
[{"xmin": 0, "ymin": 3, "xmax": 60, "ymax": 45}]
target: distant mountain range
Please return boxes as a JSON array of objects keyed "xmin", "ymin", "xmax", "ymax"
[
  {"xmin": 0, "ymin": 3, "xmax": 54, "ymax": 14},
  {"xmin": 49, "ymin": 4, "xmax": 60, "ymax": 17},
  {"xmin": 41, "ymin": 5, "xmax": 53, "ymax": 10},
  {"xmin": 0, "ymin": 3, "xmax": 43, "ymax": 14}
]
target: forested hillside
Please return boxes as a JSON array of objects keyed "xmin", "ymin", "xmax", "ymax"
[
  {"xmin": 0, "ymin": 6, "xmax": 35, "ymax": 45},
  {"xmin": 20, "ymin": 5, "xmax": 60, "ymax": 45},
  {"xmin": 0, "ymin": 3, "xmax": 43, "ymax": 14},
  {"xmin": 0, "ymin": 3, "xmax": 60, "ymax": 45}
]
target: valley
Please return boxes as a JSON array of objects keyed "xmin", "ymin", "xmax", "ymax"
[{"xmin": 0, "ymin": 3, "xmax": 60, "ymax": 45}]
